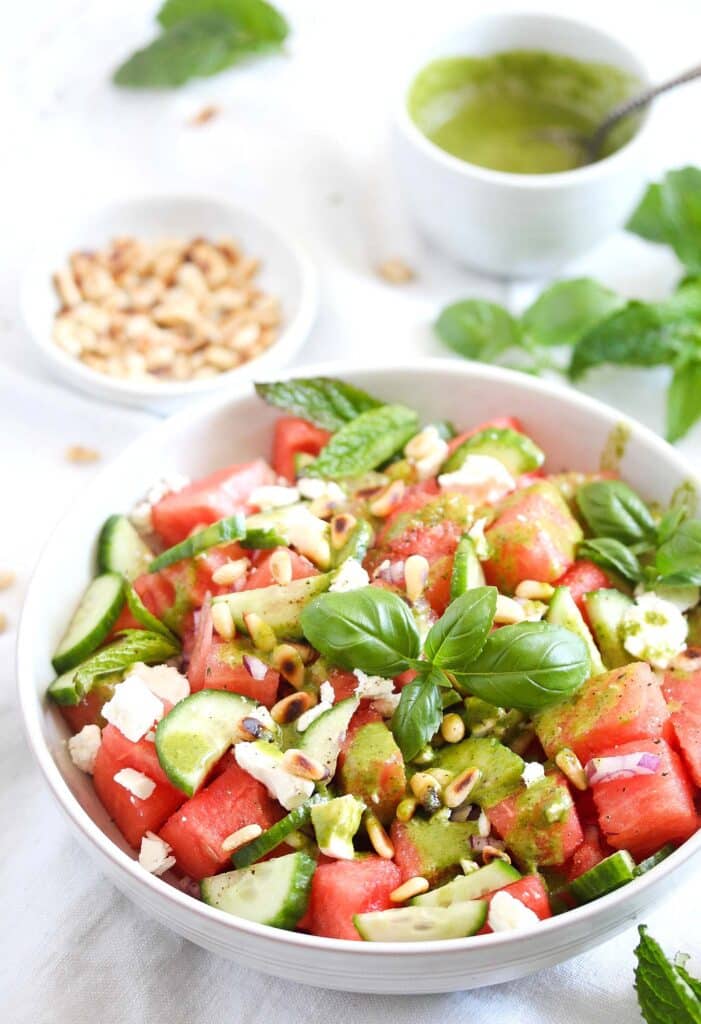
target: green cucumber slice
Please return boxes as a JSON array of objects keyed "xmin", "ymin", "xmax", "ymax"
[
  {"xmin": 232, "ymin": 795, "xmax": 328, "ymax": 868},
  {"xmin": 52, "ymin": 573, "xmax": 126, "ymax": 674},
  {"xmin": 634, "ymin": 844, "xmax": 676, "ymax": 876},
  {"xmin": 149, "ymin": 515, "xmax": 246, "ymax": 572},
  {"xmin": 450, "ymin": 535, "xmax": 485, "ymax": 600},
  {"xmin": 212, "ymin": 573, "xmax": 332, "ymax": 640},
  {"xmin": 570, "ymin": 850, "xmax": 636, "ymax": 903},
  {"xmin": 412, "ymin": 861, "xmax": 521, "ymax": 907},
  {"xmin": 298, "ymin": 697, "xmax": 359, "ymax": 775},
  {"xmin": 442, "ymin": 427, "xmax": 544, "ymax": 476},
  {"xmin": 546, "ymin": 586, "xmax": 605, "ymax": 676},
  {"xmin": 201, "ymin": 851, "xmax": 316, "ymax": 929},
  {"xmin": 583, "ymin": 589, "xmax": 633, "ymax": 669},
  {"xmin": 354, "ymin": 901, "xmax": 487, "ymax": 942},
  {"xmin": 97, "ymin": 514, "xmax": 154, "ymax": 580},
  {"xmin": 155, "ymin": 689, "xmax": 256, "ymax": 796},
  {"xmin": 124, "ymin": 582, "xmax": 178, "ymax": 642},
  {"xmin": 331, "ymin": 518, "xmax": 374, "ymax": 568}
]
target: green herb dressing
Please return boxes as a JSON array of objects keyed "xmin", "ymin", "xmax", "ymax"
[{"xmin": 408, "ymin": 50, "xmax": 642, "ymax": 174}]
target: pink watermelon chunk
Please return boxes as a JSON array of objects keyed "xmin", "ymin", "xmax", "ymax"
[
  {"xmin": 662, "ymin": 669, "xmax": 701, "ymax": 786},
  {"xmin": 488, "ymin": 772, "xmax": 583, "ymax": 868},
  {"xmin": 307, "ymin": 857, "xmax": 401, "ymax": 940}
]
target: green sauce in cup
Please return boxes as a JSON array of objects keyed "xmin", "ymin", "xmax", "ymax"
[{"xmin": 408, "ymin": 50, "xmax": 643, "ymax": 174}]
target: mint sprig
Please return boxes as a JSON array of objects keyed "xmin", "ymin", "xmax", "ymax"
[{"xmin": 634, "ymin": 926, "xmax": 701, "ymax": 1024}]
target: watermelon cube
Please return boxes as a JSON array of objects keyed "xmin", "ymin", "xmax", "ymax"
[
  {"xmin": 93, "ymin": 724, "xmax": 186, "ymax": 849},
  {"xmin": 243, "ymin": 548, "xmax": 318, "ymax": 590},
  {"xmin": 535, "ymin": 662, "xmax": 669, "ymax": 765},
  {"xmin": 338, "ymin": 720, "xmax": 406, "ymax": 825},
  {"xmin": 159, "ymin": 762, "xmax": 282, "ymax": 879},
  {"xmin": 663, "ymin": 669, "xmax": 701, "ymax": 786},
  {"xmin": 391, "ymin": 816, "xmax": 476, "ymax": 885},
  {"xmin": 591, "ymin": 738, "xmax": 698, "ymax": 860},
  {"xmin": 488, "ymin": 772, "xmax": 583, "ymax": 868},
  {"xmin": 307, "ymin": 857, "xmax": 401, "ymax": 940},
  {"xmin": 565, "ymin": 824, "xmax": 612, "ymax": 882}
]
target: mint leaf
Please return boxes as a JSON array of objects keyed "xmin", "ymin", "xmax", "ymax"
[
  {"xmin": 435, "ymin": 300, "xmax": 521, "ymax": 362},
  {"xmin": 391, "ymin": 667, "xmax": 444, "ymax": 761},
  {"xmin": 255, "ymin": 377, "xmax": 383, "ymax": 430},
  {"xmin": 158, "ymin": 0, "xmax": 288, "ymax": 43},
  {"xmin": 667, "ymin": 358, "xmax": 701, "ymax": 442},
  {"xmin": 628, "ymin": 183, "xmax": 668, "ymax": 244},
  {"xmin": 628, "ymin": 167, "xmax": 701, "ymax": 274},
  {"xmin": 521, "ymin": 278, "xmax": 623, "ymax": 348},
  {"xmin": 74, "ymin": 630, "xmax": 181, "ymax": 694},
  {"xmin": 634, "ymin": 925, "xmax": 701, "ymax": 1024},
  {"xmin": 424, "ymin": 587, "xmax": 496, "ymax": 671},
  {"xmin": 304, "ymin": 404, "xmax": 419, "ymax": 479}
]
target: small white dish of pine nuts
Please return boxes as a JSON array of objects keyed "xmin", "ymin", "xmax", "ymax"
[{"xmin": 20, "ymin": 195, "xmax": 318, "ymax": 409}]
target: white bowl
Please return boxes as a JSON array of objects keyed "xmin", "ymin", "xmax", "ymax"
[
  {"xmin": 17, "ymin": 360, "xmax": 701, "ymax": 993},
  {"xmin": 20, "ymin": 195, "xmax": 318, "ymax": 410},
  {"xmin": 392, "ymin": 13, "xmax": 654, "ymax": 277}
]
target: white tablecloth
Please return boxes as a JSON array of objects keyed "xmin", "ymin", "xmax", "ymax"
[{"xmin": 3, "ymin": 1, "xmax": 701, "ymax": 1019}]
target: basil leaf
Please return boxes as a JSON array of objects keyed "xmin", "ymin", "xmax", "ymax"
[
  {"xmin": 634, "ymin": 925, "xmax": 701, "ymax": 1024},
  {"xmin": 299, "ymin": 587, "xmax": 421, "ymax": 676},
  {"xmin": 521, "ymin": 278, "xmax": 623, "ymax": 348},
  {"xmin": 656, "ymin": 519, "xmax": 701, "ymax": 583},
  {"xmin": 576, "ymin": 480, "xmax": 656, "ymax": 543},
  {"xmin": 74, "ymin": 630, "xmax": 181, "ymax": 695},
  {"xmin": 657, "ymin": 505, "xmax": 689, "ymax": 545},
  {"xmin": 424, "ymin": 587, "xmax": 497, "ymax": 671},
  {"xmin": 158, "ymin": 0, "xmax": 289, "ymax": 44},
  {"xmin": 255, "ymin": 377, "xmax": 383, "ymax": 430},
  {"xmin": 667, "ymin": 358, "xmax": 701, "ymax": 443},
  {"xmin": 149, "ymin": 514, "xmax": 246, "ymax": 571},
  {"xmin": 578, "ymin": 537, "xmax": 642, "ymax": 582},
  {"xmin": 391, "ymin": 667, "xmax": 444, "ymax": 761},
  {"xmin": 453, "ymin": 622, "xmax": 589, "ymax": 711},
  {"xmin": 304, "ymin": 404, "xmax": 419, "ymax": 479},
  {"xmin": 435, "ymin": 300, "xmax": 521, "ymax": 362}
]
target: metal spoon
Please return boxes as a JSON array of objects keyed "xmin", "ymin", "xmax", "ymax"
[{"xmin": 534, "ymin": 63, "xmax": 701, "ymax": 167}]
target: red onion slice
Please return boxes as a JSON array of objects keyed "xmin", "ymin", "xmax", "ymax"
[
  {"xmin": 470, "ymin": 835, "xmax": 505, "ymax": 852},
  {"xmin": 585, "ymin": 752, "xmax": 661, "ymax": 785},
  {"xmin": 242, "ymin": 654, "xmax": 268, "ymax": 681}
]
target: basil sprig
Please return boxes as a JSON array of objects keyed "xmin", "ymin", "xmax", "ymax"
[
  {"xmin": 576, "ymin": 480, "xmax": 656, "ymax": 544},
  {"xmin": 577, "ymin": 537, "xmax": 643, "ymax": 583},
  {"xmin": 300, "ymin": 585, "xmax": 589, "ymax": 760}
]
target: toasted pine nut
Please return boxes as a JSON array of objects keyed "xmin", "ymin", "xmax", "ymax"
[
  {"xmin": 482, "ymin": 845, "xmax": 511, "ymax": 865},
  {"xmin": 211, "ymin": 602, "xmax": 235, "ymax": 640},
  {"xmin": 477, "ymin": 810, "xmax": 490, "ymax": 837},
  {"xmin": 221, "ymin": 823, "xmax": 263, "ymax": 852},
  {"xmin": 515, "ymin": 580, "xmax": 555, "ymax": 601},
  {"xmin": 395, "ymin": 796, "xmax": 417, "ymax": 822},
  {"xmin": 404, "ymin": 554, "xmax": 429, "ymax": 603},
  {"xmin": 389, "ymin": 876, "xmax": 429, "ymax": 903},
  {"xmin": 270, "ymin": 549, "xmax": 293, "ymax": 586},
  {"xmin": 494, "ymin": 594, "xmax": 526, "ymax": 624},
  {"xmin": 441, "ymin": 713, "xmax": 465, "ymax": 744},
  {"xmin": 555, "ymin": 747, "xmax": 588, "ymax": 791},
  {"xmin": 377, "ymin": 258, "xmax": 415, "ymax": 284},
  {"xmin": 428, "ymin": 768, "xmax": 452, "ymax": 788},
  {"xmin": 369, "ymin": 480, "xmax": 406, "ymax": 517},
  {"xmin": 409, "ymin": 772, "xmax": 442, "ymax": 811},
  {"xmin": 239, "ymin": 716, "xmax": 271, "ymax": 740},
  {"xmin": 449, "ymin": 801, "xmax": 473, "ymax": 823},
  {"xmin": 330, "ymin": 513, "xmax": 357, "ymax": 550},
  {"xmin": 243, "ymin": 611, "xmax": 276, "ymax": 652},
  {"xmin": 309, "ymin": 496, "xmax": 341, "ymax": 520},
  {"xmin": 365, "ymin": 813, "xmax": 394, "ymax": 859},
  {"xmin": 443, "ymin": 767, "xmax": 483, "ymax": 809},
  {"xmin": 270, "ymin": 643, "xmax": 305, "ymax": 689},
  {"xmin": 281, "ymin": 749, "xmax": 329, "ymax": 781},
  {"xmin": 270, "ymin": 691, "xmax": 316, "ymax": 725},
  {"xmin": 0, "ymin": 570, "xmax": 16, "ymax": 590},
  {"xmin": 211, "ymin": 558, "xmax": 250, "ymax": 586}
]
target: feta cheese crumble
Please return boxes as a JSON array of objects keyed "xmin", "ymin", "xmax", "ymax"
[
  {"xmin": 521, "ymin": 761, "xmax": 546, "ymax": 788},
  {"xmin": 131, "ymin": 662, "xmax": 190, "ymax": 705},
  {"xmin": 488, "ymin": 890, "xmax": 540, "ymax": 932},
  {"xmin": 319, "ymin": 681, "xmax": 335, "ymax": 705},
  {"xmin": 102, "ymin": 675, "xmax": 164, "ymax": 743},
  {"xmin": 113, "ymin": 768, "xmax": 156, "ymax": 801},
  {"xmin": 67, "ymin": 724, "xmax": 102, "ymax": 774},
  {"xmin": 138, "ymin": 831, "xmax": 176, "ymax": 876},
  {"xmin": 329, "ymin": 558, "xmax": 369, "ymax": 593},
  {"xmin": 234, "ymin": 742, "xmax": 314, "ymax": 810},
  {"xmin": 621, "ymin": 591, "xmax": 688, "ymax": 669},
  {"xmin": 249, "ymin": 484, "xmax": 300, "ymax": 509},
  {"xmin": 353, "ymin": 669, "xmax": 400, "ymax": 713},
  {"xmin": 296, "ymin": 701, "xmax": 331, "ymax": 732},
  {"xmin": 438, "ymin": 455, "xmax": 515, "ymax": 502},
  {"xmin": 404, "ymin": 426, "xmax": 449, "ymax": 481}
]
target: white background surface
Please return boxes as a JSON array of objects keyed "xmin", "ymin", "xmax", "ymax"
[{"xmin": 2, "ymin": 1, "xmax": 701, "ymax": 1020}]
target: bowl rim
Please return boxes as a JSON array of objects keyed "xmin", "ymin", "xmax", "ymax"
[
  {"xmin": 394, "ymin": 9, "xmax": 654, "ymax": 189},
  {"xmin": 17, "ymin": 357, "xmax": 701, "ymax": 955},
  {"xmin": 19, "ymin": 192, "xmax": 320, "ymax": 400}
]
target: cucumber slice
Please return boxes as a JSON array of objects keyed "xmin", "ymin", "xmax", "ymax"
[
  {"xmin": 232, "ymin": 795, "xmax": 328, "ymax": 868},
  {"xmin": 156, "ymin": 690, "xmax": 256, "ymax": 796},
  {"xmin": 97, "ymin": 515, "xmax": 154, "ymax": 580},
  {"xmin": 331, "ymin": 518, "xmax": 374, "ymax": 568},
  {"xmin": 124, "ymin": 582, "xmax": 178, "ymax": 642},
  {"xmin": 354, "ymin": 901, "xmax": 487, "ymax": 942},
  {"xmin": 634, "ymin": 844, "xmax": 676, "ymax": 876},
  {"xmin": 149, "ymin": 515, "xmax": 246, "ymax": 572},
  {"xmin": 201, "ymin": 851, "xmax": 316, "ymax": 929},
  {"xmin": 450, "ymin": 535, "xmax": 485, "ymax": 600},
  {"xmin": 442, "ymin": 427, "xmax": 544, "ymax": 476},
  {"xmin": 412, "ymin": 861, "xmax": 521, "ymax": 908},
  {"xmin": 583, "ymin": 589, "xmax": 633, "ymax": 669},
  {"xmin": 298, "ymin": 697, "xmax": 359, "ymax": 775},
  {"xmin": 433, "ymin": 736, "xmax": 525, "ymax": 808},
  {"xmin": 569, "ymin": 850, "xmax": 636, "ymax": 904},
  {"xmin": 51, "ymin": 573, "xmax": 126, "ymax": 674},
  {"xmin": 546, "ymin": 586, "xmax": 605, "ymax": 676},
  {"xmin": 212, "ymin": 573, "xmax": 332, "ymax": 640}
]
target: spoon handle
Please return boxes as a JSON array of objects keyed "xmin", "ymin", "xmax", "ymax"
[{"xmin": 589, "ymin": 63, "xmax": 701, "ymax": 158}]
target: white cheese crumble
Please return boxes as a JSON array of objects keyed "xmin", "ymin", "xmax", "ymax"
[
  {"xmin": 329, "ymin": 558, "xmax": 370, "ymax": 593},
  {"xmin": 67, "ymin": 724, "xmax": 102, "ymax": 774},
  {"xmin": 353, "ymin": 669, "xmax": 400, "ymax": 711},
  {"xmin": 296, "ymin": 702, "xmax": 331, "ymax": 732},
  {"xmin": 467, "ymin": 516, "xmax": 490, "ymax": 559},
  {"xmin": 114, "ymin": 768, "xmax": 157, "ymax": 801},
  {"xmin": 278, "ymin": 505, "xmax": 330, "ymax": 566},
  {"xmin": 102, "ymin": 675, "xmax": 164, "ymax": 743},
  {"xmin": 234, "ymin": 742, "xmax": 314, "ymax": 810},
  {"xmin": 488, "ymin": 890, "xmax": 540, "ymax": 932},
  {"xmin": 138, "ymin": 831, "xmax": 176, "ymax": 876},
  {"xmin": 621, "ymin": 591, "xmax": 688, "ymax": 669},
  {"xmin": 249, "ymin": 484, "xmax": 300, "ymax": 509},
  {"xmin": 522, "ymin": 762, "xmax": 546, "ymax": 788},
  {"xmin": 438, "ymin": 454, "xmax": 515, "ymax": 502},
  {"xmin": 404, "ymin": 426, "xmax": 449, "ymax": 481},
  {"xmin": 130, "ymin": 473, "xmax": 190, "ymax": 531},
  {"xmin": 319, "ymin": 681, "xmax": 335, "ymax": 705},
  {"xmin": 130, "ymin": 662, "xmax": 190, "ymax": 705},
  {"xmin": 297, "ymin": 478, "xmax": 346, "ymax": 504}
]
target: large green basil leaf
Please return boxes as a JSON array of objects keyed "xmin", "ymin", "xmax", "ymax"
[
  {"xmin": 576, "ymin": 480, "xmax": 656, "ymax": 544},
  {"xmin": 435, "ymin": 300, "xmax": 521, "ymax": 362},
  {"xmin": 391, "ymin": 667, "xmax": 444, "ymax": 762},
  {"xmin": 304, "ymin": 404, "xmax": 419, "ymax": 479},
  {"xmin": 424, "ymin": 587, "xmax": 496, "ymax": 671},
  {"xmin": 255, "ymin": 377, "xmax": 383, "ymax": 430},
  {"xmin": 577, "ymin": 537, "xmax": 643, "ymax": 583},
  {"xmin": 634, "ymin": 925, "xmax": 701, "ymax": 1024},
  {"xmin": 299, "ymin": 586, "xmax": 421, "ymax": 676},
  {"xmin": 656, "ymin": 519, "xmax": 701, "ymax": 584},
  {"xmin": 453, "ymin": 622, "xmax": 589, "ymax": 711},
  {"xmin": 521, "ymin": 278, "xmax": 623, "ymax": 348}
]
